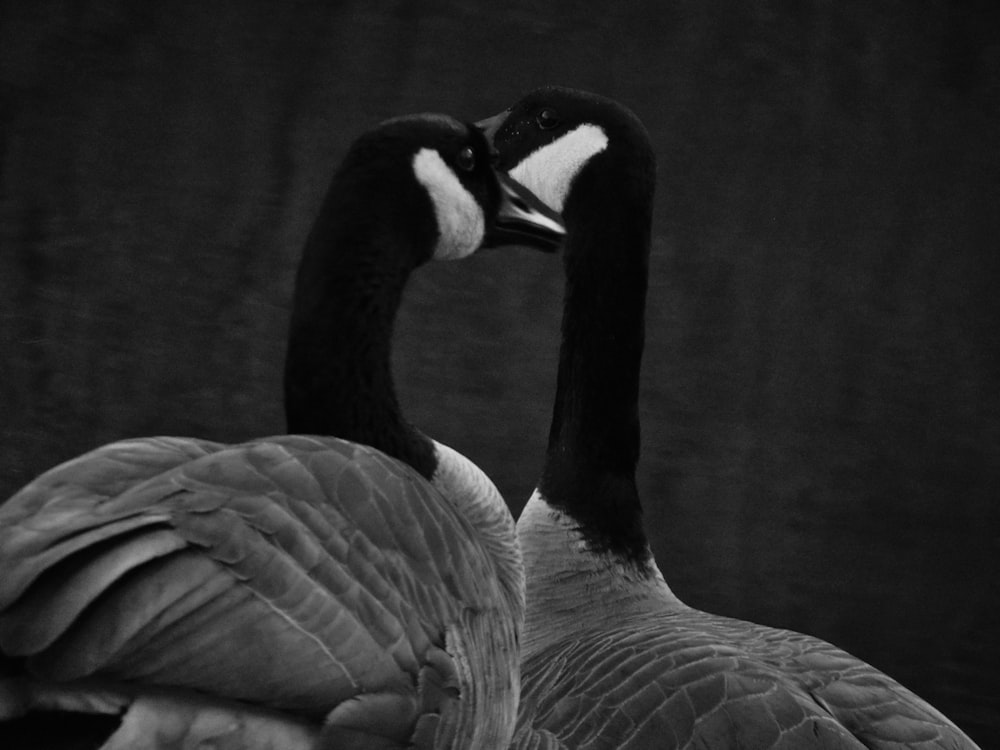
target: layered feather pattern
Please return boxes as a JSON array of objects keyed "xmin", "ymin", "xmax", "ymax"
[
  {"xmin": 514, "ymin": 604, "xmax": 975, "ymax": 749},
  {"xmin": 0, "ymin": 434, "xmax": 516, "ymax": 747},
  {"xmin": 482, "ymin": 86, "xmax": 979, "ymax": 750}
]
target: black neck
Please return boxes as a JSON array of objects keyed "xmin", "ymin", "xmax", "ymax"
[
  {"xmin": 538, "ymin": 162, "xmax": 654, "ymax": 564},
  {"xmin": 283, "ymin": 174, "xmax": 437, "ymax": 479}
]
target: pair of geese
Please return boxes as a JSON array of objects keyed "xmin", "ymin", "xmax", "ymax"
[{"xmin": 0, "ymin": 88, "xmax": 979, "ymax": 749}]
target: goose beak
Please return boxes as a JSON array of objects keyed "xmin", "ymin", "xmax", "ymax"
[
  {"xmin": 485, "ymin": 171, "xmax": 564, "ymax": 252},
  {"xmin": 476, "ymin": 110, "xmax": 508, "ymax": 146},
  {"xmin": 477, "ymin": 110, "xmax": 563, "ymax": 252}
]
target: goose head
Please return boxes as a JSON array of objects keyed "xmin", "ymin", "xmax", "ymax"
[
  {"xmin": 286, "ymin": 114, "xmax": 563, "ymax": 450},
  {"xmin": 477, "ymin": 87, "xmax": 655, "ymax": 226},
  {"xmin": 322, "ymin": 113, "xmax": 563, "ymax": 270}
]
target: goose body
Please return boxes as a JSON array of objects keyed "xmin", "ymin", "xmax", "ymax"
[
  {"xmin": 480, "ymin": 87, "xmax": 979, "ymax": 750},
  {"xmin": 0, "ymin": 114, "xmax": 563, "ymax": 750}
]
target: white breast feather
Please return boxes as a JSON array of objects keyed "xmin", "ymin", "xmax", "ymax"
[{"xmin": 412, "ymin": 149, "xmax": 485, "ymax": 261}]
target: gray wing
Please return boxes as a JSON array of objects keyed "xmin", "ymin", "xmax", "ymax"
[{"xmin": 0, "ymin": 434, "xmax": 517, "ymax": 749}]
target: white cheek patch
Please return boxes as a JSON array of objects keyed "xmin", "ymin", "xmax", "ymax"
[
  {"xmin": 510, "ymin": 124, "xmax": 609, "ymax": 212},
  {"xmin": 412, "ymin": 148, "xmax": 485, "ymax": 261}
]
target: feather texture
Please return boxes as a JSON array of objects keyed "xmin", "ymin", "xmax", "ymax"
[
  {"xmin": 483, "ymin": 87, "xmax": 980, "ymax": 750},
  {"xmin": 0, "ymin": 435, "xmax": 517, "ymax": 747},
  {"xmin": 515, "ymin": 596, "xmax": 974, "ymax": 749},
  {"xmin": 0, "ymin": 114, "xmax": 560, "ymax": 749}
]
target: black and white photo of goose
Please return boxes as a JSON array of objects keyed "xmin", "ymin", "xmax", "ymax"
[
  {"xmin": 0, "ymin": 113, "xmax": 562, "ymax": 749},
  {"xmin": 2, "ymin": 4, "xmax": 996, "ymax": 747}
]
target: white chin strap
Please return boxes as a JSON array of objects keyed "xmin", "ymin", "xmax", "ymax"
[
  {"xmin": 509, "ymin": 124, "xmax": 609, "ymax": 212},
  {"xmin": 412, "ymin": 148, "xmax": 485, "ymax": 261}
]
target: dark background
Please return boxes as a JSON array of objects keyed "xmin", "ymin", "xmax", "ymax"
[{"xmin": 1, "ymin": 1, "xmax": 997, "ymax": 744}]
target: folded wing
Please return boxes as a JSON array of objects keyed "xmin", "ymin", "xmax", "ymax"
[{"xmin": 0, "ymin": 434, "xmax": 511, "ymax": 747}]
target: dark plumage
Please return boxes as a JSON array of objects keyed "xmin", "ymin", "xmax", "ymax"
[
  {"xmin": 482, "ymin": 86, "xmax": 979, "ymax": 750},
  {"xmin": 0, "ymin": 114, "xmax": 562, "ymax": 750}
]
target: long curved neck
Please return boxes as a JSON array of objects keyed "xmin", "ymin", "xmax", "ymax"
[
  {"xmin": 536, "ymin": 168, "xmax": 655, "ymax": 567},
  {"xmin": 284, "ymin": 182, "xmax": 436, "ymax": 479},
  {"xmin": 518, "ymin": 155, "xmax": 681, "ymax": 657}
]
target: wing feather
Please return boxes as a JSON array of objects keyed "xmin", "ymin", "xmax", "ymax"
[
  {"xmin": 0, "ymin": 433, "xmax": 516, "ymax": 741},
  {"xmin": 0, "ymin": 527, "xmax": 185, "ymax": 656}
]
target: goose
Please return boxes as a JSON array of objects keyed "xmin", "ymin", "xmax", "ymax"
[
  {"xmin": 479, "ymin": 87, "xmax": 980, "ymax": 750},
  {"xmin": 0, "ymin": 113, "xmax": 564, "ymax": 750}
]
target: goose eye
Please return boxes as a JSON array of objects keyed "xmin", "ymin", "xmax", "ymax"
[
  {"xmin": 536, "ymin": 108, "xmax": 559, "ymax": 130},
  {"xmin": 455, "ymin": 146, "xmax": 475, "ymax": 172}
]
